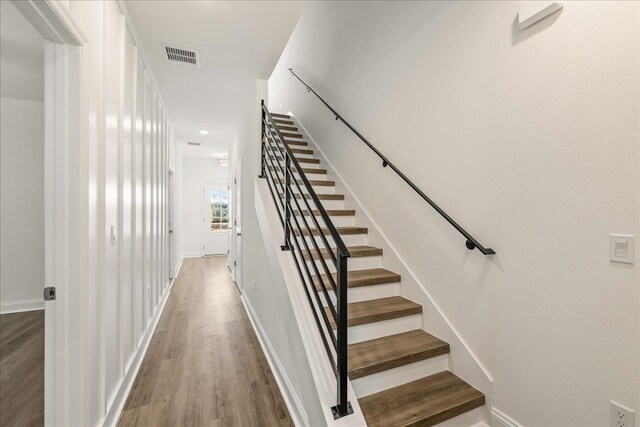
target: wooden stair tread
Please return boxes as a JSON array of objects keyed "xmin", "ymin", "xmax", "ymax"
[
  {"xmin": 326, "ymin": 296, "xmax": 422, "ymax": 328},
  {"xmin": 269, "ymin": 166, "xmax": 327, "ymax": 175},
  {"xmin": 302, "ymin": 245, "xmax": 382, "ymax": 261},
  {"xmin": 313, "ymin": 268, "xmax": 400, "ymax": 291},
  {"xmin": 271, "ymin": 113, "xmax": 290, "ymax": 119},
  {"xmin": 284, "ymin": 140, "xmax": 307, "ymax": 146},
  {"xmin": 279, "ymin": 192, "xmax": 344, "ymax": 201},
  {"xmin": 270, "ymin": 155, "xmax": 319, "ymax": 164},
  {"xmin": 280, "ymin": 132, "xmax": 303, "ymax": 139},
  {"xmin": 266, "ymin": 143, "xmax": 312, "ymax": 156},
  {"xmin": 348, "ymin": 330, "xmax": 449, "ymax": 379},
  {"xmin": 289, "ymin": 148, "xmax": 313, "ymax": 155},
  {"xmin": 359, "ymin": 371, "xmax": 485, "ymax": 427},
  {"xmin": 274, "ymin": 119, "xmax": 294, "ymax": 125},
  {"xmin": 295, "ymin": 209, "xmax": 355, "ymax": 216},
  {"xmin": 293, "ymin": 226, "xmax": 367, "ymax": 236},
  {"xmin": 269, "ymin": 123, "xmax": 297, "ymax": 130},
  {"xmin": 275, "ymin": 178, "xmax": 334, "ymax": 187}
]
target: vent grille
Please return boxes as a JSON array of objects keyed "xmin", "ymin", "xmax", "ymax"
[
  {"xmin": 187, "ymin": 142, "xmax": 201, "ymax": 146},
  {"xmin": 164, "ymin": 45, "xmax": 199, "ymax": 66}
]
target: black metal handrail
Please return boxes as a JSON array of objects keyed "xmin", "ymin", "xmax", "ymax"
[
  {"xmin": 287, "ymin": 68, "xmax": 495, "ymax": 255},
  {"xmin": 260, "ymin": 101, "xmax": 353, "ymax": 419}
]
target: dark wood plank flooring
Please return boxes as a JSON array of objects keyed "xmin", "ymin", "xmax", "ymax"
[
  {"xmin": 0, "ymin": 310, "xmax": 45, "ymax": 427},
  {"xmin": 118, "ymin": 256, "xmax": 293, "ymax": 427}
]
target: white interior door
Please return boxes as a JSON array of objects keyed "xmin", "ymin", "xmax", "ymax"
[
  {"xmin": 233, "ymin": 162, "xmax": 242, "ymax": 287},
  {"xmin": 202, "ymin": 184, "xmax": 229, "ymax": 255},
  {"xmin": 168, "ymin": 170, "xmax": 176, "ymax": 278}
]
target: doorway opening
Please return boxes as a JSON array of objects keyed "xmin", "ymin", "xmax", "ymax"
[{"xmin": 0, "ymin": 1, "xmax": 46, "ymax": 425}]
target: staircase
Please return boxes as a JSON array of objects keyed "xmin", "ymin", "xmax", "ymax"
[{"xmin": 262, "ymin": 111, "xmax": 485, "ymax": 427}]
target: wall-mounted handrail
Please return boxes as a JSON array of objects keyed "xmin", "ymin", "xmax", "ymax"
[{"xmin": 287, "ymin": 68, "xmax": 495, "ymax": 255}]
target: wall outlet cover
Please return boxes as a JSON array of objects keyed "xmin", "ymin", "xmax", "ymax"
[
  {"xmin": 519, "ymin": 1, "xmax": 563, "ymax": 29},
  {"xmin": 611, "ymin": 401, "xmax": 635, "ymax": 427}
]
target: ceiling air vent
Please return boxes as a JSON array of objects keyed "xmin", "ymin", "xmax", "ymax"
[
  {"xmin": 164, "ymin": 45, "xmax": 199, "ymax": 66},
  {"xmin": 187, "ymin": 142, "xmax": 201, "ymax": 146}
]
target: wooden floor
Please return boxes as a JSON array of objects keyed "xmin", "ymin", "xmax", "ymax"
[
  {"xmin": 0, "ymin": 310, "xmax": 45, "ymax": 427},
  {"xmin": 118, "ymin": 256, "xmax": 293, "ymax": 427}
]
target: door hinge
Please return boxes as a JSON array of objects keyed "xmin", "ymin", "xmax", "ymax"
[
  {"xmin": 43, "ymin": 286, "xmax": 56, "ymax": 301},
  {"xmin": 234, "ymin": 261, "xmax": 237, "ymax": 266},
  {"xmin": 234, "ymin": 178, "xmax": 237, "ymax": 184}
]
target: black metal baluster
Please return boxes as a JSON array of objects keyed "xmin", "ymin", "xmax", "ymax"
[
  {"xmin": 282, "ymin": 153, "xmax": 292, "ymax": 251},
  {"xmin": 332, "ymin": 252, "xmax": 352, "ymax": 418}
]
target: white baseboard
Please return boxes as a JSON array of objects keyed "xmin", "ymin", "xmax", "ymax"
[
  {"xmin": 0, "ymin": 298, "xmax": 44, "ymax": 314},
  {"xmin": 182, "ymin": 252, "xmax": 203, "ymax": 259},
  {"xmin": 240, "ymin": 294, "xmax": 309, "ymax": 427},
  {"xmin": 491, "ymin": 408, "xmax": 523, "ymax": 427},
  {"xmin": 172, "ymin": 257, "xmax": 184, "ymax": 279},
  {"xmin": 102, "ymin": 274, "xmax": 176, "ymax": 427}
]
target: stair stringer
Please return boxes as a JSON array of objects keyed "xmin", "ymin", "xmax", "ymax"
[
  {"xmin": 290, "ymin": 112, "xmax": 495, "ymax": 424},
  {"xmin": 254, "ymin": 178, "xmax": 368, "ymax": 427}
]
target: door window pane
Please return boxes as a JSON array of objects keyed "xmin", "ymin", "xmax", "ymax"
[{"xmin": 210, "ymin": 188, "xmax": 229, "ymax": 232}]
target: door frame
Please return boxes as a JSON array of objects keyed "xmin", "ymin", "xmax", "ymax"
[
  {"xmin": 11, "ymin": 2, "xmax": 88, "ymax": 426},
  {"xmin": 232, "ymin": 161, "xmax": 242, "ymax": 289}
]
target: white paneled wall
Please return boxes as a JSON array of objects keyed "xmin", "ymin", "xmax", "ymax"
[{"xmin": 53, "ymin": 1, "xmax": 180, "ymax": 425}]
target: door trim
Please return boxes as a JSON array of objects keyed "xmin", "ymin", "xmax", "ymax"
[{"xmin": 11, "ymin": 2, "xmax": 89, "ymax": 426}]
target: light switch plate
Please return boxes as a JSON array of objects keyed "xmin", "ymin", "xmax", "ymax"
[
  {"xmin": 610, "ymin": 234, "xmax": 635, "ymax": 264},
  {"xmin": 110, "ymin": 225, "xmax": 118, "ymax": 245},
  {"xmin": 519, "ymin": 1, "xmax": 563, "ymax": 29}
]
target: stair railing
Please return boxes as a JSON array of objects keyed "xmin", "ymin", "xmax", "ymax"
[
  {"xmin": 287, "ymin": 68, "xmax": 495, "ymax": 255},
  {"xmin": 259, "ymin": 100, "xmax": 353, "ymax": 419}
]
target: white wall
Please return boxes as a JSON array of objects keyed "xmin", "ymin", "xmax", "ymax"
[
  {"xmin": 268, "ymin": 2, "xmax": 640, "ymax": 426},
  {"xmin": 181, "ymin": 156, "xmax": 228, "ymax": 257},
  {"xmin": 37, "ymin": 1, "xmax": 181, "ymax": 425},
  {"xmin": 229, "ymin": 80, "xmax": 326, "ymax": 425},
  {"xmin": 0, "ymin": 97, "xmax": 44, "ymax": 312}
]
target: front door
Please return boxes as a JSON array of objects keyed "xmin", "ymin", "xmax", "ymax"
[{"xmin": 202, "ymin": 184, "xmax": 229, "ymax": 255}]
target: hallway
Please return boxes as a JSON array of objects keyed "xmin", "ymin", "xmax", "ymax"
[{"xmin": 118, "ymin": 257, "xmax": 293, "ymax": 427}]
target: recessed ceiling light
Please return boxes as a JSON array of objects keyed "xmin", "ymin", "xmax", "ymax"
[{"xmin": 199, "ymin": 130, "xmax": 209, "ymax": 135}]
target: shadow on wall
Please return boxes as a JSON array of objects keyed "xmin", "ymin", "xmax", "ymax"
[{"xmin": 512, "ymin": 8, "xmax": 563, "ymax": 46}]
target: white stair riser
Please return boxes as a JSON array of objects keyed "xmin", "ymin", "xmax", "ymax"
[
  {"xmin": 320, "ymin": 282, "xmax": 400, "ymax": 307},
  {"xmin": 299, "ymin": 233, "xmax": 367, "ymax": 247},
  {"xmin": 298, "ymin": 215, "xmax": 355, "ymax": 227},
  {"xmin": 347, "ymin": 314, "xmax": 422, "ymax": 344},
  {"xmin": 352, "ymin": 353, "xmax": 450, "ymax": 397},
  {"xmin": 434, "ymin": 407, "xmax": 488, "ymax": 427},
  {"xmin": 294, "ymin": 171, "xmax": 329, "ymax": 181},
  {"xmin": 304, "ymin": 255, "xmax": 382, "ymax": 273}
]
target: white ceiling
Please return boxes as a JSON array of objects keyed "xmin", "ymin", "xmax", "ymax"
[
  {"xmin": 125, "ymin": 1, "xmax": 304, "ymax": 157},
  {"xmin": 0, "ymin": 1, "xmax": 44, "ymax": 102}
]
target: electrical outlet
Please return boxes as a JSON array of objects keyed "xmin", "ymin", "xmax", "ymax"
[{"xmin": 611, "ymin": 401, "xmax": 635, "ymax": 427}]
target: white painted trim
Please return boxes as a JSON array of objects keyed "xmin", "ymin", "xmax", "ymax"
[
  {"xmin": 0, "ymin": 299, "xmax": 45, "ymax": 314},
  {"xmin": 115, "ymin": 0, "xmax": 178, "ymax": 145},
  {"xmin": 491, "ymin": 408, "xmax": 523, "ymax": 427},
  {"xmin": 182, "ymin": 252, "xmax": 203, "ymax": 259},
  {"xmin": 102, "ymin": 270, "xmax": 178, "ymax": 427},
  {"xmin": 12, "ymin": 0, "xmax": 87, "ymax": 45},
  {"xmin": 173, "ymin": 257, "xmax": 183, "ymax": 279},
  {"xmin": 241, "ymin": 294, "xmax": 309, "ymax": 427}
]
